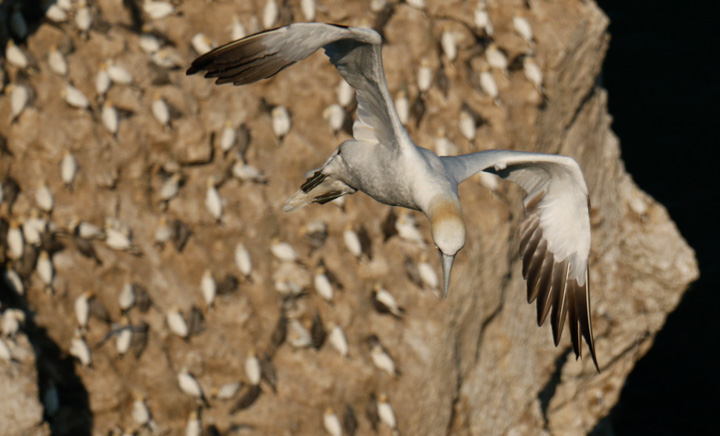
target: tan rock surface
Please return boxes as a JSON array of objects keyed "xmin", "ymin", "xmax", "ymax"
[{"xmin": 1, "ymin": 0, "xmax": 698, "ymax": 435}]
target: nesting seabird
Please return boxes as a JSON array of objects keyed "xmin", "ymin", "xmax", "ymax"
[
  {"xmin": 328, "ymin": 323, "xmax": 349, "ymax": 358},
  {"xmin": 177, "ymin": 368, "xmax": 210, "ymax": 407},
  {"xmin": 8, "ymin": 84, "xmax": 30, "ymax": 122},
  {"xmin": 234, "ymin": 242, "xmax": 253, "ymax": 279},
  {"xmin": 48, "ymin": 45, "xmax": 68, "ymax": 76},
  {"xmin": 205, "ymin": 177, "xmax": 223, "ymax": 224},
  {"xmin": 61, "ymin": 151, "xmax": 78, "ymax": 190},
  {"xmin": 244, "ymin": 349, "xmax": 261, "ymax": 385},
  {"xmin": 301, "ymin": 0, "xmax": 316, "ymax": 22},
  {"xmin": 63, "ymin": 83, "xmax": 90, "ymax": 110},
  {"xmin": 372, "ymin": 284, "xmax": 404, "ymax": 319},
  {"xmin": 377, "ymin": 393, "xmax": 397, "ymax": 432},
  {"xmin": 36, "ymin": 250, "xmax": 54, "ymax": 293},
  {"xmin": 70, "ymin": 332, "xmax": 91, "ymax": 368},
  {"xmin": 230, "ymin": 16, "xmax": 247, "ymax": 41},
  {"xmin": 106, "ymin": 60, "xmax": 134, "ymax": 85},
  {"xmin": 323, "ymin": 408, "xmax": 342, "ymax": 436}
]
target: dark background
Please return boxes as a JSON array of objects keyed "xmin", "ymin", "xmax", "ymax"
[{"xmin": 594, "ymin": 0, "xmax": 719, "ymax": 434}]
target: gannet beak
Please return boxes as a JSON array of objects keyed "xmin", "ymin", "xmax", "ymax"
[{"xmin": 439, "ymin": 250, "xmax": 455, "ymax": 299}]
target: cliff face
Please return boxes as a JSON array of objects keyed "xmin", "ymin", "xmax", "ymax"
[{"xmin": 0, "ymin": 1, "xmax": 698, "ymax": 435}]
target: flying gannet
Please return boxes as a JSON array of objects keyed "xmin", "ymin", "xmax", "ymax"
[{"xmin": 187, "ymin": 23, "xmax": 597, "ymax": 369}]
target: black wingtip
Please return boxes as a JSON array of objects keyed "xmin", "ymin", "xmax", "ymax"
[{"xmin": 589, "ymin": 344, "xmax": 600, "ymax": 373}]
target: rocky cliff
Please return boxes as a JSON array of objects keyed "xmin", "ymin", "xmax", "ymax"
[{"xmin": 0, "ymin": 0, "xmax": 698, "ymax": 435}]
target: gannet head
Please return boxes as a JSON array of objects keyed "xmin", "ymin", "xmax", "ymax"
[{"xmin": 429, "ymin": 200, "xmax": 466, "ymax": 298}]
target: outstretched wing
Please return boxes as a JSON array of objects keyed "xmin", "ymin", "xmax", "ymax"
[
  {"xmin": 187, "ymin": 23, "xmax": 406, "ymax": 149},
  {"xmin": 442, "ymin": 150, "xmax": 598, "ymax": 371}
]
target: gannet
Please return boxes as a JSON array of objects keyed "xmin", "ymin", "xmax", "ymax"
[
  {"xmin": 70, "ymin": 332, "xmax": 91, "ymax": 368},
  {"xmin": 37, "ymin": 250, "xmax": 54, "ymax": 293},
  {"xmin": 417, "ymin": 252, "xmax": 439, "ymax": 291},
  {"xmin": 270, "ymin": 238, "xmax": 298, "ymax": 262},
  {"xmin": 95, "ymin": 63, "xmax": 111, "ymax": 97},
  {"xmin": 205, "ymin": 177, "xmax": 223, "ymax": 223},
  {"xmin": 188, "ymin": 23, "xmax": 597, "ymax": 367},
  {"xmin": 314, "ymin": 266, "xmax": 334, "ymax": 302},
  {"xmin": 440, "ymin": 29, "xmax": 457, "ymax": 62},
  {"xmin": 337, "ymin": 79, "xmax": 355, "ymax": 107},
  {"xmin": 75, "ymin": 290, "xmax": 93, "ymax": 330},
  {"xmin": 0, "ymin": 337, "xmax": 15, "ymax": 365},
  {"xmin": 143, "ymin": 1, "xmax": 174, "ymax": 20},
  {"xmin": 288, "ymin": 318, "xmax": 312, "ymax": 348},
  {"xmin": 5, "ymin": 40, "xmax": 28, "ymax": 69},
  {"xmin": 63, "ymin": 84, "xmax": 90, "ymax": 109},
  {"xmin": 119, "ymin": 282, "xmax": 136, "ymax": 313},
  {"xmin": 271, "ymin": 104, "xmax": 291, "ymax": 142},
  {"xmin": 106, "ymin": 60, "xmax": 134, "ymax": 85},
  {"xmin": 61, "ymin": 151, "xmax": 78, "ymax": 190},
  {"xmin": 417, "ymin": 58, "xmax": 433, "ymax": 94},
  {"xmin": 159, "ymin": 173, "xmax": 182, "ymax": 206},
  {"xmin": 230, "ymin": 16, "xmax": 246, "ymax": 41},
  {"xmin": 323, "ymin": 103, "xmax": 346, "ymax": 135},
  {"xmin": 101, "ymin": 101, "xmax": 119, "ymax": 136},
  {"xmin": 234, "ymin": 242, "xmax": 253, "ymax": 278},
  {"xmin": 48, "ymin": 45, "xmax": 68, "ymax": 76},
  {"xmin": 177, "ymin": 368, "xmax": 210, "ymax": 407},
  {"xmin": 245, "ymin": 349, "xmax": 261, "ymax": 385},
  {"xmin": 513, "ymin": 13, "xmax": 535, "ymax": 48},
  {"xmin": 263, "ymin": 0, "xmax": 278, "ymax": 29},
  {"xmin": 485, "ymin": 43, "xmax": 508, "ymax": 75},
  {"xmin": 377, "ymin": 393, "xmax": 397, "ymax": 432},
  {"xmin": 131, "ymin": 393, "xmax": 155, "ymax": 429},
  {"xmin": 46, "ymin": 4, "xmax": 68, "ymax": 23},
  {"xmin": 4, "ymin": 268, "xmax": 24, "ymax": 296},
  {"xmin": 474, "ymin": 2, "xmax": 494, "ymax": 37},
  {"xmin": 35, "ymin": 181, "xmax": 54, "ymax": 213},
  {"xmin": 220, "ymin": 121, "xmax": 237, "ymax": 154},
  {"xmin": 191, "ymin": 33, "xmax": 215, "ymax": 56},
  {"xmin": 7, "ymin": 220, "xmax": 24, "ymax": 260},
  {"xmin": 2, "ymin": 309, "xmax": 25, "ymax": 338},
  {"xmin": 328, "ymin": 323, "xmax": 348, "ymax": 358},
  {"xmin": 116, "ymin": 316, "xmax": 133, "ymax": 355},
  {"xmin": 152, "ymin": 93, "xmax": 170, "ymax": 127},
  {"xmin": 167, "ymin": 306, "xmax": 189, "ymax": 339},
  {"xmin": 370, "ymin": 340, "xmax": 397, "ymax": 376},
  {"xmin": 372, "ymin": 284, "xmax": 404, "ymax": 319},
  {"xmin": 232, "ymin": 159, "xmax": 267, "ymax": 183},
  {"xmin": 523, "ymin": 55, "xmax": 544, "ymax": 95},
  {"xmin": 214, "ymin": 381, "xmax": 244, "ymax": 400},
  {"xmin": 343, "ymin": 224, "xmax": 362, "ymax": 259},
  {"xmin": 200, "ymin": 269, "xmax": 217, "ymax": 309},
  {"xmin": 185, "ymin": 410, "xmax": 201, "ymax": 436},
  {"xmin": 74, "ymin": 0, "xmax": 92, "ymax": 36},
  {"xmin": 323, "ymin": 408, "xmax": 342, "ymax": 436},
  {"xmin": 301, "ymin": 0, "xmax": 316, "ymax": 22},
  {"xmin": 9, "ymin": 84, "xmax": 30, "ymax": 122}
]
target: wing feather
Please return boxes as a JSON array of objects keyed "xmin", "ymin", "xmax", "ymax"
[
  {"xmin": 442, "ymin": 150, "xmax": 598, "ymax": 371},
  {"xmin": 187, "ymin": 23, "xmax": 406, "ymax": 150}
]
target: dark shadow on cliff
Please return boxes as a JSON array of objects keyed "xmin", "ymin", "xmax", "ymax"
[
  {"xmin": 0, "ymin": 0, "xmax": 55, "ymax": 47},
  {"xmin": 1, "ymin": 265, "xmax": 93, "ymax": 436},
  {"xmin": 592, "ymin": 1, "xmax": 720, "ymax": 434}
]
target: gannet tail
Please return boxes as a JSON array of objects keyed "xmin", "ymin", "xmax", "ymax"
[{"xmin": 283, "ymin": 171, "xmax": 356, "ymax": 212}]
